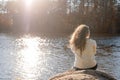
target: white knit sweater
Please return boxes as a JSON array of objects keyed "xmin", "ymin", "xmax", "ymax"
[{"xmin": 71, "ymin": 39, "xmax": 97, "ymax": 68}]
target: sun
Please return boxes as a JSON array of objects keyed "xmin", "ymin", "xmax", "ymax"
[{"xmin": 25, "ymin": 0, "xmax": 33, "ymax": 7}]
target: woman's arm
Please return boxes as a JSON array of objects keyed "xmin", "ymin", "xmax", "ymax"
[
  {"xmin": 93, "ymin": 45, "xmax": 96, "ymax": 54},
  {"xmin": 93, "ymin": 40, "xmax": 97, "ymax": 54}
]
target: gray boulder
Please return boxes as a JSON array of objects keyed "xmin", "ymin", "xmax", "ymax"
[{"xmin": 49, "ymin": 70, "xmax": 116, "ymax": 80}]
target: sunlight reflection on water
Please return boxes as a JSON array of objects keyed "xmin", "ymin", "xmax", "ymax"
[
  {"xmin": 0, "ymin": 34, "xmax": 120, "ymax": 80},
  {"xmin": 15, "ymin": 35, "xmax": 47, "ymax": 80},
  {"xmin": 12, "ymin": 35, "xmax": 72, "ymax": 80}
]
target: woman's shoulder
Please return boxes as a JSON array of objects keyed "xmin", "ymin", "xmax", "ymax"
[{"xmin": 87, "ymin": 39, "xmax": 96, "ymax": 45}]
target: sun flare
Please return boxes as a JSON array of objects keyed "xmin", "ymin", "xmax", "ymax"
[{"xmin": 25, "ymin": 0, "xmax": 33, "ymax": 7}]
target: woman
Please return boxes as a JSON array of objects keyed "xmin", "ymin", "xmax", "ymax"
[{"xmin": 69, "ymin": 24, "xmax": 97, "ymax": 71}]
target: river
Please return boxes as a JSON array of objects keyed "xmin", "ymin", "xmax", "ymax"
[{"xmin": 0, "ymin": 33, "xmax": 120, "ymax": 80}]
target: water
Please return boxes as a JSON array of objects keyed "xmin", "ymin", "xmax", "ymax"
[{"xmin": 0, "ymin": 33, "xmax": 120, "ymax": 80}]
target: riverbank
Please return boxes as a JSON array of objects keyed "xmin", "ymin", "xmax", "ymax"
[
  {"xmin": 0, "ymin": 32, "xmax": 120, "ymax": 38},
  {"xmin": 92, "ymin": 33, "xmax": 120, "ymax": 37}
]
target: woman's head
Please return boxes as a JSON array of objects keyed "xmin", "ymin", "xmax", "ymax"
[{"xmin": 69, "ymin": 24, "xmax": 90, "ymax": 54}]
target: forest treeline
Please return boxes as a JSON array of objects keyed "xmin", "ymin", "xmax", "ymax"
[{"xmin": 0, "ymin": 0, "xmax": 120, "ymax": 34}]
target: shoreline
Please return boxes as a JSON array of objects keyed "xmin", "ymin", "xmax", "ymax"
[{"xmin": 0, "ymin": 32, "xmax": 120, "ymax": 38}]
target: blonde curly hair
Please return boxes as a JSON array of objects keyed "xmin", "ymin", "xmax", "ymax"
[{"xmin": 69, "ymin": 24, "xmax": 90, "ymax": 55}]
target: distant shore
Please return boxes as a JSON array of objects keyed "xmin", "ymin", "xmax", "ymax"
[{"xmin": 0, "ymin": 32, "xmax": 120, "ymax": 38}]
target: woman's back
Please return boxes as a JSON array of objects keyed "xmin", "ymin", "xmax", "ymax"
[
  {"xmin": 69, "ymin": 24, "xmax": 97, "ymax": 70},
  {"xmin": 71, "ymin": 39, "xmax": 97, "ymax": 69}
]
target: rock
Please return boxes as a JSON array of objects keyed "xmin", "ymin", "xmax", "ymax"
[{"xmin": 49, "ymin": 70, "xmax": 116, "ymax": 80}]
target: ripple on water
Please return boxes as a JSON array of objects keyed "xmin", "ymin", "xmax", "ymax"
[{"xmin": 0, "ymin": 34, "xmax": 120, "ymax": 80}]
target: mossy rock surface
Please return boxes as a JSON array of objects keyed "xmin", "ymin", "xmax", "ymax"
[{"xmin": 49, "ymin": 70, "xmax": 116, "ymax": 80}]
